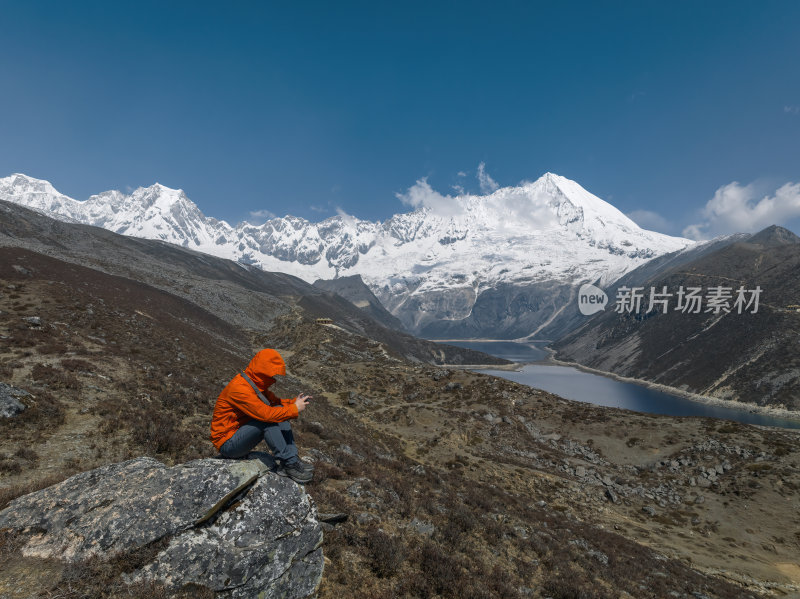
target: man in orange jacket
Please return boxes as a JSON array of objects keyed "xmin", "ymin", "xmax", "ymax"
[{"xmin": 210, "ymin": 348, "xmax": 313, "ymax": 483}]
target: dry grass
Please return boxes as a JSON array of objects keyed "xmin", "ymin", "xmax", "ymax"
[{"xmin": 0, "ymin": 248, "xmax": 780, "ymax": 599}]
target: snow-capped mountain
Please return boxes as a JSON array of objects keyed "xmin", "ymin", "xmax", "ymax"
[{"xmin": 0, "ymin": 172, "xmax": 693, "ymax": 338}]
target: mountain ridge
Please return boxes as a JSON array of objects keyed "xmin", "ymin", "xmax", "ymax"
[
  {"xmin": 552, "ymin": 225, "xmax": 800, "ymax": 409},
  {"xmin": 0, "ymin": 171, "xmax": 693, "ymax": 337}
]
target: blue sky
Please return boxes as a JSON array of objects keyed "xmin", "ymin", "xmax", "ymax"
[{"xmin": 1, "ymin": 1, "xmax": 799, "ymax": 238}]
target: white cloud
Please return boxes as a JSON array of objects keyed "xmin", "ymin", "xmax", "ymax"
[
  {"xmin": 457, "ymin": 171, "xmax": 467, "ymax": 178},
  {"xmin": 335, "ymin": 206, "xmax": 358, "ymax": 226},
  {"xmin": 626, "ymin": 209, "xmax": 672, "ymax": 233},
  {"xmin": 396, "ymin": 177, "xmax": 461, "ymax": 217},
  {"xmin": 248, "ymin": 208, "xmax": 276, "ymax": 223},
  {"xmin": 682, "ymin": 180, "xmax": 800, "ymax": 240},
  {"xmin": 397, "ymin": 173, "xmax": 559, "ymax": 231},
  {"xmin": 681, "ymin": 223, "xmax": 706, "ymax": 241},
  {"xmin": 784, "ymin": 105, "xmax": 800, "ymax": 115},
  {"xmin": 477, "ymin": 162, "xmax": 499, "ymax": 194},
  {"xmin": 494, "ymin": 188, "xmax": 560, "ymax": 231}
]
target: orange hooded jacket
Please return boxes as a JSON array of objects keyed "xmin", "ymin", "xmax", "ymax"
[{"xmin": 210, "ymin": 349, "xmax": 298, "ymax": 450}]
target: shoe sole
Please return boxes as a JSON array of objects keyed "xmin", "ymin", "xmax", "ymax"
[{"xmin": 275, "ymin": 469, "xmax": 313, "ymax": 483}]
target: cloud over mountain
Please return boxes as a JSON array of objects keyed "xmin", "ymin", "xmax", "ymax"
[{"xmin": 683, "ymin": 180, "xmax": 800, "ymax": 240}]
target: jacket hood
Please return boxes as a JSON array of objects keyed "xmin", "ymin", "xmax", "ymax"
[{"xmin": 244, "ymin": 348, "xmax": 286, "ymax": 388}]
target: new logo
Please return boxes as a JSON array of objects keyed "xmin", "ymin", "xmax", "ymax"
[{"xmin": 578, "ymin": 283, "xmax": 608, "ymax": 316}]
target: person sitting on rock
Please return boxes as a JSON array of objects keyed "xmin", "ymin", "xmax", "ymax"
[{"xmin": 210, "ymin": 348, "xmax": 313, "ymax": 483}]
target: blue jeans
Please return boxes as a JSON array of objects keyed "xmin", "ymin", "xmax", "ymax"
[{"xmin": 219, "ymin": 420, "xmax": 299, "ymax": 465}]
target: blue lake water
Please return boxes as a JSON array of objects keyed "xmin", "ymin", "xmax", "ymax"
[
  {"xmin": 447, "ymin": 341, "xmax": 800, "ymax": 430},
  {"xmin": 446, "ymin": 340, "xmax": 549, "ymax": 363}
]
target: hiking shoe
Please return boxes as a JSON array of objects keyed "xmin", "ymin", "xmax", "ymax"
[
  {"xmin": 281, "ymin": 457, "xmax": 314, "ymax": 472},
  {"xmin": 296, "ymin": 460, "xmax": 315, "ymax": 473},
  {"xmin": 278, "ymin": 461, "xmax": 313, "ymax": 483}
]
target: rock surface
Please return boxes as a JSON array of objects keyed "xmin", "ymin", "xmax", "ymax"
[
  {"xmin": 0, "ymin": 382, "xmax": 28, "ymax": 418},
  {"xmin": 0, "ymin": 456, "xmax": 323, "ymax": 598}
]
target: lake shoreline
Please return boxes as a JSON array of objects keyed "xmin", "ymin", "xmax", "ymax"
[
  {"xmin": 537, "ymin": 347, "xmax": 800, "ymax": 425},
  {"xmin": 443, "ymin": 339, "xmax": 800, "ymax": 426}
]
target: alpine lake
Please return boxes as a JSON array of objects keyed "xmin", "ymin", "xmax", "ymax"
[{"xmin": 444, "ymin": 340, "xmax": 800, "ymax": 430}]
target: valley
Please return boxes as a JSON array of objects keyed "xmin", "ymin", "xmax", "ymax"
[{"xmin": 1, "ymin": 225, "xmax": 798, "ymax": 598}]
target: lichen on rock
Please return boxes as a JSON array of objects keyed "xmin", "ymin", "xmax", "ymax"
[{"xmin": 0, "ymin": 456, "xmax": 323, "ymax": 598}]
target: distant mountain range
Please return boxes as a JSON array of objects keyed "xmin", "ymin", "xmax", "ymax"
[
  {"xmin": 0, "ymin": 173, "xmax": 691, "ymax": 338},
  {"xmin": 3, "ymin": 177, "xmax": 798, "ymax": 410}
]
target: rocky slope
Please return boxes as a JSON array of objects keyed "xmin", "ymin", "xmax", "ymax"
[
  {"xmin": 0, "ymin": 172, "xmax": 692, "ymax": 338},
  {"xmin": 313, "ymin": 274, "xmax": 407, "ymax": 332},
  {"xmin": 529, "ymin": 233, "xmax": 750, "ymax": 341},
  {"xmin": 553, "ymin": 226, "xmax": 800, "ymax": 409}
]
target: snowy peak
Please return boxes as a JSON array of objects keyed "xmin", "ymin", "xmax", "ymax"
[
  {"xmin": 394, "ymin": 172, "xmax": 650, "ymax": 260},
  {"xmin": 0, "ymin": 170, "xmax": 692, "ymax": 289},
  {"xmin": 2, "ymin": 173, "xmax": 60, "ymax": 195},
  {"xmin": 0, "ymin": 173, "xmax": 82, "ymax": 218},
  {"xmin": 528, "ymin": 173, "xmax": 639, "ymax": 231},
  {"xmin": 100, "ymin": 184, "xmax": 225, "ymax": 246},
  {"xmin": 132, "ymin": 183, "xmax": 189, "ymax": 209}
]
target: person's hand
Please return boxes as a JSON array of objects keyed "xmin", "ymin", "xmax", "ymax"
[{"xmin": 295, "ymin": 393, "xmax": 312, "ymax": 413}]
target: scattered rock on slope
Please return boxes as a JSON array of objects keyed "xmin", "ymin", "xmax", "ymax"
[{"xmin": 0, "ymin": 382, "xmax": 29, "ymax": 418}]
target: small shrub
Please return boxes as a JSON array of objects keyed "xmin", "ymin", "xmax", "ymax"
[
  {"xmin": 38, "ymin": 342, "xmax": 69, "ymax": 355},
  {"xmin": 61, "ymin": 358, "xmax": 94, "ymax": 372},
  {"xmin": 0, "ymin": 389, "xmax": 65, "ymax": 430},
  {"xmin": 14, "ymin": 447, "xmax": 39, "ymax": 462},
  {"xmin": 130, "ymin": 411, "xmax": 190, "ymax": 456},
  {"xmin": 31, "ymin": 364, "xmax": 80, "ymax": 390},
  {"xmin": 365, "ymin": 527, "xmax": 406, "ymax": 578},
  {"xmin": 542, "ymin": 570, "xmax": 613, "ymax": 599},
  {"xmin": 716, "ymin": 423, "xmax": 740, "ymax": 434},
  {"xmin": 0, "ymin": 458, "xmax": 22, "ymax": 474},
  {"xmin": 418, "ymin": 542, "xmax": 469, "ymax": 597},
  {"xmin": 773, "ymin": 443, "xmax": 791, "ymax": 456}
]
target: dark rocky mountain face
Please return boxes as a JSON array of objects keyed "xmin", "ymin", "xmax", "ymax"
[
  {"xmin": 417, "ymin": 281, "xmax": 578, "ymax": 340},
  {"xmin": 747, "ymin": 224, "xmax": 800, "ymax": 246},
  {"xmin": 554, "ymin": 226, "xmax": 800, "ymax": 409},
  {"xmin": 415, "ymin": 235, "xmax": 754, "ymax": 342},
  {"xmin": 526, "ymin": 234, "xmax": 751, "ymax": 343},
  {"xmin": 312, "ymin": 274, "xmax": 407, "ymax": 332}
]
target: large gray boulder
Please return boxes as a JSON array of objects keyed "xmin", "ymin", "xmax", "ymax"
[
  {"xmin": 0, "ymin": 382, "xmax": 28, "ymax": 418},
  {"xmin": 0, "ymin": 456, "xmax": 323, "ymax": 598}
]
